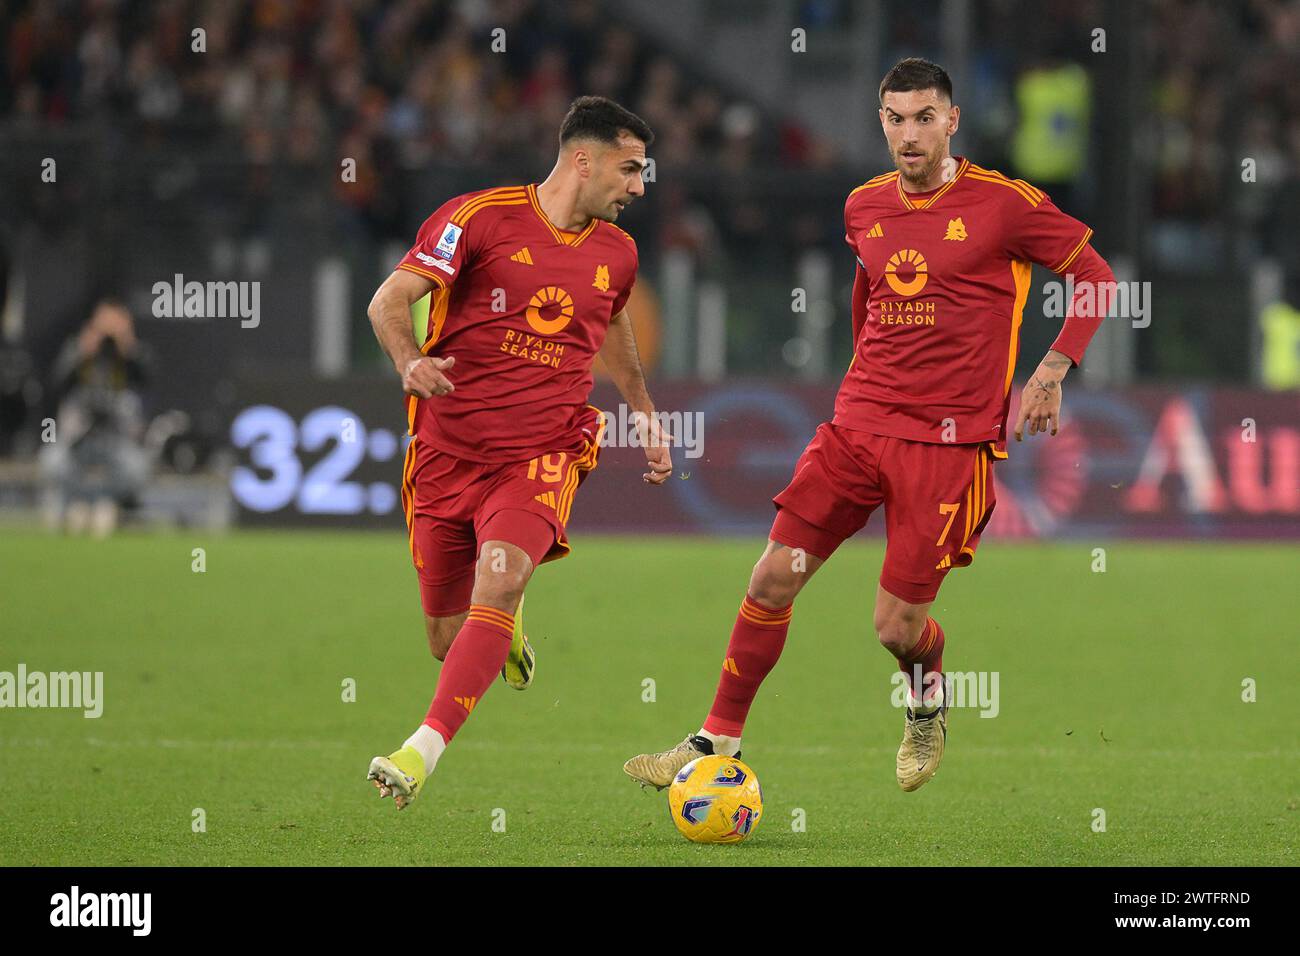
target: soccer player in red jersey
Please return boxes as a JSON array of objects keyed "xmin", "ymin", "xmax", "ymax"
[
  {"xmin": 625, "ymin": 58, "xmax": 1115, "ymax": 792},
  {"xmin": 366, "ymin": 97, "xmax": 671, "ymax": 809}
]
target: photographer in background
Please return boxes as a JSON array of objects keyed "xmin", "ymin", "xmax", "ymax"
[{"xmin": 40, "ymin": 298, "xmax": 154, "ymax": 536}]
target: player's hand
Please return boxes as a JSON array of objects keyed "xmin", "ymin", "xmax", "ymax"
[
  {"xmin": 635, "ymin": 411, "xmax": 673, "ymax": 485},
  {"xmin": 1014, "ymin": 374, "xmax": 1062, "ymax": 440},
  {"xmin": 401, "ymin": 355, "xmax": 455, "ymax": 398}
]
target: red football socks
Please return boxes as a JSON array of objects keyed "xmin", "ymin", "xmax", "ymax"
[
  {"xmin": 702, "ymin": 595, "xmax": 793, "ymax": 738},
  {"xmin": 423, "ymin": 604, "xmax": 514, "ymax": 744},
  {"xmin": 897, "ymin": 616, "xmax": 946, "ymax": 706}
]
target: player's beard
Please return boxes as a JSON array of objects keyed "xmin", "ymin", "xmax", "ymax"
[
  {"xmin": 602, "ymin": 197, "xmax": 629, "ymax": 222},
  {"xmin": 894, "ymin": 144, "xmax": 943, "ymax": 187},
  {"xmin": 582, "ymin": 194, "xmax": 619, "ymax": 224}
]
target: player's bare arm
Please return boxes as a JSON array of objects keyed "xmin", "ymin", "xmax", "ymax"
[
  {"xmin": 600, "ymin": 307, "xmax": 672, "ymax": 484},
  {"xmin": 1015, "ymin": 349, "xmax": 1073, "ymax": 440},
  {"xmin": 366, "ymin": 268, "xmax": 456, "ymax": 398}
]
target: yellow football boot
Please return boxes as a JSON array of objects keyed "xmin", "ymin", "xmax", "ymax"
[
  {"xmin": 501, "ymin": 594, "xmax": 535, "ymax": 690},
  {"xmin": 367, "ymin": 744, "xmax": 426, "ymax": 810}
]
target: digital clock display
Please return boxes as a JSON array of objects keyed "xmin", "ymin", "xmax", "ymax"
[
  {"xmin": 231, "ymin": 405, "xmax": 403, "ymax": 515},
  {"xmin": 227, "ymin": 377, "xmax": 412, "ymax": 526}
]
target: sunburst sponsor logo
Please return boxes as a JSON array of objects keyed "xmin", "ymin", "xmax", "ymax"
[
  {"xmin": 884, "ymin": 248, "xmax": 928, "ymax": 297},
  {"xmin": 525, "ymin": 285, "xmax": 575, "ymax": 334}
]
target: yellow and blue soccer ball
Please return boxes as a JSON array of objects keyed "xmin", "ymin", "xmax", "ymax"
[{"xmin": 667, "ymin": 755, "xmax": 763, "ymax": 844}]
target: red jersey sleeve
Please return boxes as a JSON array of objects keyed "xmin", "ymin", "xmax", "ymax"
[
  {"xmin": 611, "ymin": 238, "xmax": 638, "ymax": 314},
  {"xmin": 844, "ymin": 195, "xmax": 869, "ymax": 344},
  {"xmin": 1049, "ymin": 243, "xmax": 1114, "ymax": 366},
  {"xmin": 396, "ymin": 196, "xmax": 481, "ymax": 289},
  {"xmin": 1005, "ymin": 193, "xmax": 1094, "ymax": 274}
]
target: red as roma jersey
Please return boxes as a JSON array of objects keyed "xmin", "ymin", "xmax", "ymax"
[
  {"xmin": 396, "ymin": 183, "xmax": 637, "ymax": 463},
  {"xmin": 835, "ymin": 157, "xmax": 1093, "ymax": 456}
]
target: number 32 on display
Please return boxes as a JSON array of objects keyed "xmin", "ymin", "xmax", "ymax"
[{"xmin": 230, "ymin": 405, "xmax": 400, "ymax": 515}]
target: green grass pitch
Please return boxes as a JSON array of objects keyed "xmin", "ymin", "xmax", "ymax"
[{"xmin": 1, "ymin": 529, "xmax": 1295, "ymax": 866}]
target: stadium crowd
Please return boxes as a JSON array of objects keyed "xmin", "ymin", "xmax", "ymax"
[
  {"xmin": 1, "ymin": 0, "xmax": 825, "ymax": 247},
  {"xmin": 3, "ymin": 0, "xmax": 1298, "ymax": 374},
  {"xmin": 8, "ymin": 1, "xmax": 1299, "ymax": 253}
]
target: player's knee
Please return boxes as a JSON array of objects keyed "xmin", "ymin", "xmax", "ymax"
[
  {"xmin": 874, "ymin": 607, "xmax": 926, "ymax": 655},
  {"xmin": 473, "ymin": 574, "xmax": 527, "ymax": 611},
  {"xmin": 472, "ymin": 550, "xmax": 530, "ymax": 610},
  {"xmin": 875, "ymin": 621, "xmax": 912, "ymax": 656},
  {"xmin": 748, "ymin": 554, "xmax": 801, "ymax": 607}
]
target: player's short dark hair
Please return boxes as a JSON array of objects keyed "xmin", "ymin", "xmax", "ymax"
[
  {"xmin": 559, "ymin": 96, "xmax": 654, "ymax": 148},
  {"xmin": 879, "ymin": 57, "xmax": 953, "ymax": 106}
]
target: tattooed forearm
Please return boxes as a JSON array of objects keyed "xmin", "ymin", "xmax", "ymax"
[{"xmin": 1030, "ymin": 349, "xmax": 1073, "ymax": 390}]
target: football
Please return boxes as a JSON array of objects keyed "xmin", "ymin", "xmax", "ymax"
[{"xmin": 667, "ymin": 755, "xmax": 764, "ymax": 844}]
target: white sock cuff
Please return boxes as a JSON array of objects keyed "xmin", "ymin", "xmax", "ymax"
[
  {"xmin": 405, "ymin": 723, "xmax": 447, "ymax": 776},
  {"xmin": 907, "ymin": 677, "xmax": 945, "ymax": 715},
  {"xmin": 697, "ymin": 728, "xmax": 742, "ymax": 757}
]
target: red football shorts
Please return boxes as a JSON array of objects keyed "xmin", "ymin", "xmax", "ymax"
[
  {"xmin": 771, "ymin": 422, "xmax": 997, "ymax": 604},
  {"xmin": 401, "ymin": 406, "xmax": 604, "ymax": 617}
]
